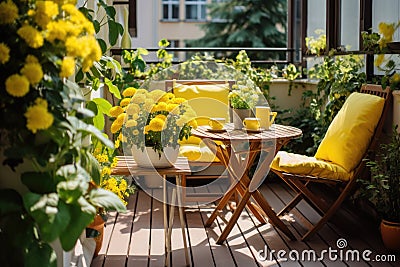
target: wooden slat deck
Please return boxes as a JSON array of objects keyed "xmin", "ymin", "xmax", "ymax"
[{"xmin": 91, "ymin": 181, "xmax": 398, "ymax": 267}]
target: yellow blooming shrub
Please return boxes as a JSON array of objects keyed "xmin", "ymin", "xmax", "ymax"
[
  {"xmin": 109, "ymin": 88, "xmax": 197, "ymax": 156},
  {"xmin": 93, "ymin": 141, "xmax": 136, "ymax": 207}
]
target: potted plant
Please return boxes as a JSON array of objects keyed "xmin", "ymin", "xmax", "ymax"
[
  {"xmin": 109, "ymin": 87, "xmax": 197, "ymax": 168},
  {"xmin": 360, "ymin": 127, "xmax": 400, "ymax": 251},
  {"xmin": 228, "ymin": 83, "xmax": 260, "ymax": 129}
]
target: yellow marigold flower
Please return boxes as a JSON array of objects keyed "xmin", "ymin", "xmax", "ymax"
[
  {"xmin": 116, "ymin": 113, "xmax": 127, "ymax": 124},
  {"xmin": 26, "ymin": 55, "xmax": 39, "ymax": 63},
  {"xmin": 5, "ymin": 74, "xmax": 30, "ymax": 97},
  {"xmin": 109, "ymin": 106, "xmax": 124, "ymax": 117},
  {"xmin": 111, "ymin": 156, "xmax": 119, "ymax": 168},
  {"xmin": 143, "ymin": 98, "xmax": 155, "ymax": 111},
  {"xmin": 156, "ymin": 114, "xmax": 167, "ymax": 120},
  {"xmin": 159, "ymin": 92, "xmax": 175, "ymax": 102},
  {"xmin": 166, "ymin": 103, "xmax": 179, "ymax": 113},
  {"xmin": 114, "ymin": 139, "xmax": 120, "ymax": 149},
  {"xmin": 0, "ymin": 43, "xmax": 10, "ymax": 64},
  {"xmin": 118, "ymin": 133, "xmax": 127, "ymax": 142},
  {"xmin": 17, "ymin": 25, "xmax": 44, "ymax": 49},
  {"xmin": 24, "ymin": 98, "xmax": 54, "ymax": 134},
  {"xmin": 149, "ymin": 89, "xmax": 166, "ymax": 101},
  {"xmin": 152, "ymin": 102, "xmax": 167, "ymax": 112},
  {"xmin": 35, "ymin": 1, "xmax": 59, "ymax": 29},
  {"xmin": 391, "ymin": 73, "xmax": 400, "ymax": 83},
  {"xmin": 148, "ymin": 117, "xmax": 165, "ymax": 131},
  {"xmin": 21, "ymin": 62, "xmax": 43, "ymax": 84},
  {"xmin": 46, "ymin": 21, "xmax": 68, "ymax": 43},
  {"xmin": 375, "ymin": 54, "xmax": 385, "ymax": 67},
  {"xmin": 131, "ymin": 93, "xmax": 146, "ymax": 104},
  {"xmin": 125, "ymin": 119, "xmax": 138, "ymax": 128},
  {"xmin": 122, "ymin": 87, "xmax": 136, "ymax": 97},
  {"xmin": 126, "ymin": 103, "xmax": 140, "ymax": 115},
  {"xmin": 95, "ymin": 154, "xmax": 108, "ymax": 163},
  {"xmin": 0, "ymin": 0, "xmax": 18, "ymax": 24},
  {"xmin": 379, "ymin": 22, "xmax": 395, "ymax": 42},
  {"xmin": 60, "ymin": 57, "xmax": 75, "ymax": 78},
  {"xmin": 120, "ymin": 98, "xmax": 131, "ymax": 107},
  {"xmin": 111, "ymin": 120, "xmax": 122, "ymax": 134},
  {"xmin": 171, "ymin": 97, "xmax": 186, "ymax": 104},
  {"xmin": 101, "ymin": 167, "xmax": 112, "ymax": 177}
]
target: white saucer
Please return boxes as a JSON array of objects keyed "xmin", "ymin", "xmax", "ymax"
[
  {"xmin": 205, "ymin": 126, "xmax": 226, "ymax": 133},
  {"xmin": 242, "ymin": 127, "xmax": 265, "ymax": 133}
]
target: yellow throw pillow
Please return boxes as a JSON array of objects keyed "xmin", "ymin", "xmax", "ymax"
[
  {"xmin": 314, "ymin": 92, "xmax": 385, "ymax": 172},
  {"xmin": 271, "ymin": 151, "xmax": 353, "ymax": 181},
  {"xmin": 173, "ymin": 82, "xmax": 230, "ymax": 124},
  {"xmin": 179, "ymin": 143, "xmax": 220, "ymax": 162}
]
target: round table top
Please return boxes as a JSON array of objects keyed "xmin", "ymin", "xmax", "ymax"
[{"xmin": 191, "ymin": 123, "xmax": 302, "ymax": 142}]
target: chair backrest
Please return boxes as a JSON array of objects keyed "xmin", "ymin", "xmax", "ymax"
[
  {"xmin": 315, "ymin": 84, "xmax": 392, "ymax": 178},
  {"xmin": 165, "ymin": 79, "xmax": 235, "ymax": 124}
]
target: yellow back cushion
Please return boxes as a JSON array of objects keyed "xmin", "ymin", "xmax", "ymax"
[
  {"xmin": 314, "ymin": 92, "xmax": 385, "ymax": 172},
  {"xmin": 173, "ymin": 83, "xmax": 230, "ymax": 125}
]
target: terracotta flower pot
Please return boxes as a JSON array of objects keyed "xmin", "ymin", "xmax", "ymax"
[
  {"xmin": 380, "ymin": 219, "xmax": 400, "ymax": 252},
  {"xmin": 88, "ymin": 214, "xmax": 105, "ymax": 257}
]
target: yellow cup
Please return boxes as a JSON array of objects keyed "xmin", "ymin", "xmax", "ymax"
[
  {"xmin": 255, "ymin": 106, "xmax": 277, "ymax": 129},
  {"xmin": 242, "ymin": 117, "xmax": 261, "ymax": 130},
  {"xmin": 208, "ymin": 117, "xmax": 226, "ymax": 130}
]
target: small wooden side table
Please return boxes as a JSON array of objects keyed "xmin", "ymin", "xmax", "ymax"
[{"xmin": 112, "ymin": 156, "xmax": 191, "ymax": 267}]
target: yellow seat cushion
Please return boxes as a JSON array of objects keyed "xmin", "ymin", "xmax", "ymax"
[
  {"xmin": 314, "ymin": 92, "xmax": 384, "ymax": 172},
  {"xmin": 179, "ymin": 135, "xmax": 202, "ymax": 145},
  {"xmin": 179, "ymin": 143, "xmax": 220, "ymax": 162},
  {"xmin": 173, "ymin": 83, "xmax": 230, "ymax": 124},
  {"xmin": 271, "ymin": 151, "xmax": 353, "ymax": 181}
]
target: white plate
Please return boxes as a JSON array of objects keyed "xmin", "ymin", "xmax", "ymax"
[{"xmin": 242, "ymin": 127, "xmax": 265, "ymax": 133}]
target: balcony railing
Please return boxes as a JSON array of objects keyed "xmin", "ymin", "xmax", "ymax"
[{"xmin": 110, "ymin": 47, "xmax": 301, "ymax": 67}]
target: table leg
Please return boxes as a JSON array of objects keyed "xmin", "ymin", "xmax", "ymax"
[
  {"xmin": 176, "ymin": 175, "xmax": 190, "ymax": 267},
  {"xmin": 163, "ymin": 175, "xmax": 170, "ymax": 267}
]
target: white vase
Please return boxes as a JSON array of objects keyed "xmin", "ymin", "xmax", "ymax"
[
  {"xmin": 232, "ymin": 108, "xmax": 252, "ymax": 129},
  {"xmin": 131, "ymin": 146, "xmax": 179, "ymax": 168},
  {"xmin": 120, "ymin": 7, "xmax": 132, "ymax": 49}
]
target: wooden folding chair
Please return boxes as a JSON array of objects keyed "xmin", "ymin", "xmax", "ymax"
[{"xmin": 270, "ymin": 84, "xmax": 392, "ymax": 240}]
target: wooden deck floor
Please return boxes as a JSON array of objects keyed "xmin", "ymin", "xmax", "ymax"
[{"xmin": 91, "ymin": 181, "xmax": 398, "ymax": 267}]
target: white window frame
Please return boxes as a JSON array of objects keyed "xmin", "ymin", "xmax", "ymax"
[
  {"xmin": 185, "ymin": 0, "xmax": 207, "ymax": 21},
  {"xmin": 162, "ymin": 0, "xmax": 180, "ymax": 21}
]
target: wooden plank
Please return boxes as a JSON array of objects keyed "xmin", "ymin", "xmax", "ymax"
[
  {"xmin": 149, "ymin": 194, "xmax": 167, "ymax": 267},
  {"xmin": 127, "ymin": 190, "xmax": 151, "ymax": 267},
  {"xmin": 103, "ymin": 193, "xmax": 138, "ymax": 267},
  {"xmin": 259, "ymin": 183, "xmax": 324, "ymax": 267},
  {"xmin": 91, "ymin": 211, "xmax": 118, "ymax": 267}
]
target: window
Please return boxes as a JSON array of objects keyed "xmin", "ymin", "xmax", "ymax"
[
  {"xmin": 185, "ymin": 0, "xmax": 206, "ymax": 21},
  {"xmin": 168, "ymin": 40, "xmax": 180, "ymax": 61},
  {"xmin": 163, "ymin": 0, "xmax": 179, "ymax": 20}
]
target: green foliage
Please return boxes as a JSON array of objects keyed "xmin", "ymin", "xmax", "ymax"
[{"xmin": 359, "ymin": 127, "xmax": 400, "ymax": 222}]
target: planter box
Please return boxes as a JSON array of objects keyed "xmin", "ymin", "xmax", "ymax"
[{"xmin": 268, "ymin": 79, "xmax": 318, "ymax": 117}]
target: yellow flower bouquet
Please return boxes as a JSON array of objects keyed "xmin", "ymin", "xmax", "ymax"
[{"xmin": 110, "ymin": 87, "xmax": 197, "ymax": 163}]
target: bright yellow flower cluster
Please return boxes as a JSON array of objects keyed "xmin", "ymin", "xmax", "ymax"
[
  {"xmin": 0, "ymin": 0, "xmax": 18, "ymax": 24},
  {"xmin": 24, "ymin": 98, "xmax": 54, "ymax": 133},
  {"xmin": 109, "ymin": 87, "xmax": 197, "ymax": 154},
  {"xmin": 0, "ymin": 43, "xmax": 10, "ymax": 64},
  {"xmin": 101, "ymin": 177, "xmax": 129, "ymax": 206}
]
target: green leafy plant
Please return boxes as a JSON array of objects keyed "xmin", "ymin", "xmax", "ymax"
[
  {"xmin": 0, "ymin": 1, "xmax": 126, "ymax": 265},
  {"xmin": 229, "ymin": 83, "xmax": 260, "ymax": 109},
  {"xmin": 359, "ymin": 127, "xmax": 400, "ymax": 222}
]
